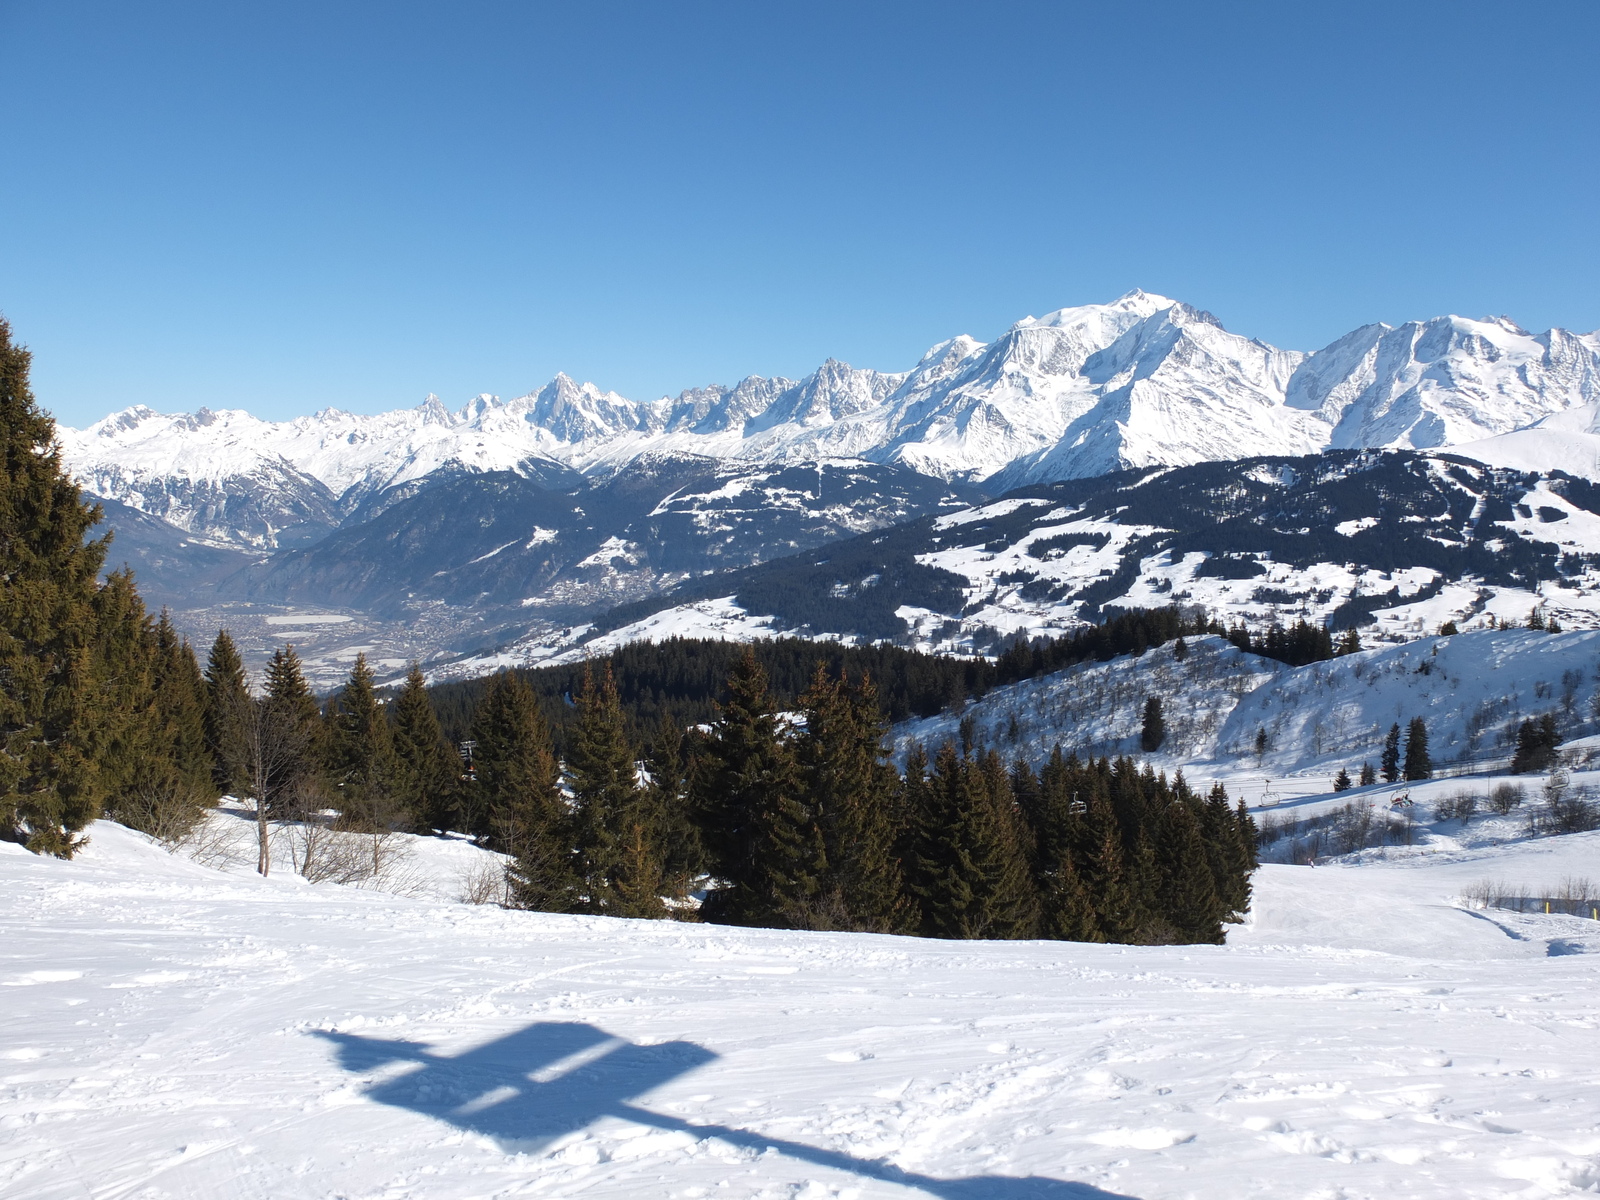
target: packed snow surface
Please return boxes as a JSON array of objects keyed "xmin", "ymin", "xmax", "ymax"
[{"xmin": 6, "ymin": 804, "xmax": 1600, "ymax": 1199}]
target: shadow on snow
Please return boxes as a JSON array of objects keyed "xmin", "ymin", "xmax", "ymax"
[{"xmin": 315, "ymin": 1021, "xmax": 1137, "ymax": 1199}]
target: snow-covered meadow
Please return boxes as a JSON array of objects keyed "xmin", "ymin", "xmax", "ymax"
[
  {"xmin": 897, "ymin": 629, "xmax": 1600, "ymax": 802},
  {"xmin": 5, "ymin": 794, "xmax": 1600, "ymax": 1199}
]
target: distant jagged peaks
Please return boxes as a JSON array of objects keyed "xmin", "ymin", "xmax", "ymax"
[{"xmin": 60, "ymin": 292, "xmax": 1600, "ymax": 548}]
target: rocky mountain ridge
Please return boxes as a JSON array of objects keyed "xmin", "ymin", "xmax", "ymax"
[{"xmin": 62, "ymin": 292, "xmax": 1600, "ymax": 552}]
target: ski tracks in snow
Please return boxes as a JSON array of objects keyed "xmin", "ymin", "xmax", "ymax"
[{"xmin": 5, "ymin": 826, "xmax": 1600, "ymax": 1198}]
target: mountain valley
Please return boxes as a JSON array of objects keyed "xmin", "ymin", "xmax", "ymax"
[{"xmin": 58, "ymin": 293, "xmax": 1600, "ymax": 684}]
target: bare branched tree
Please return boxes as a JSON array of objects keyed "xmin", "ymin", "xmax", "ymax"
[{"xmin": 228, "ymin": 690, "xmax": 316, "ymax": 877}]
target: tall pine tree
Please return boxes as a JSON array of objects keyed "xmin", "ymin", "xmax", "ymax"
[
  {"xmin": 912, "ymin": 744, "xmax": 1038, "ymax": 940},
  {"xmin": 1201, "ymin": 781, "xmax": 1253, "ymax": 921},
  {"xmin": 324, "ymin": 653, "xmax": 399, "ymax": 829},
  {"xmin": 641, "ymin": 714, "xmax": 704, "ymax": 902},
  {"xmin": 692, "ymin": 649, "xmax": 821, "ymax": 927},
  {"xmin": 1140, "ymin": 696, "xmax": 1167, "ymax": 753},
  {"xmin": 0, "ymin": 318, "xmax": 117, "ymax": 855},
  {"xmin": 567, "ymin": 664, "xmax": 666, "ymax": 917},
  {"xmin": 203, "ymin": 629, "xmax": 251, "ymax": 798},
  {"xmin": 1402, "ymin": 716, "xmax": 1432, "ymax": 781},
  {"xmin": 794, "ymin": 665, "xmax": 907, "ymax": 932},
  {"xmin": 1151, "ymin": 785, "xmax": 1225, "ymax": 944},
  {"xmin": 107, "ymin": 611, "xmax": 216, "ymax": 838},
  {"xmin": 260, "ymin": 645, "xmax": 323, "ymax": 813},
  {"xmin": 1027, "ymin": 748, "xmax": 1100, "ymax": 942},
  {"xmin": 471, "ymin": 672, "xmax": 575, "ymax": 911},
  {"xmin": 390, "ymin": 662, "xmax": 459, "ymax": 832},
  {"xmin": 1380, "ymin": 722, "xmax": 1402, "ymax": 783}
]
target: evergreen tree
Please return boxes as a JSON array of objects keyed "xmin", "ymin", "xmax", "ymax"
[
  {"xmin": 471, "ymin": 671, "xmax": 575, "ymax": 910},
  {"xmin": 794, "ymin": 665, "xmax": 907, "ymax": 932},
  {"xmin": 896, "ymin": 743, "xmax": 933, "ymax": 932},
  {"xmin": 1152, "ymin": 791, "xmax": 1225, "ymax": 943},
  {"xmin": 1203, "ymin": 781, "xmax": 1254, "ymax": 921},
  {"xmin": 152, "ymin": 615, "xmax": 216, "ymax": 805},
  {"xmin": 974, "ymin": 750, "xmax": 1041, "ymax": 936},
  {"xmin": 912, "ymin": 744, "xmax": 1038, "ymax": 939},
  {"xmin": 108, "ymin": 611, "xmax": 217, "ymax": 838},
  {"xmin": 260, "ymin": 645, "xmax": 324, "ymax": 813},
  {"xmin": 566, "ymin": 664, "xmax": 665, "ymax": 917},
  {"xmin": 1028, "ymin": 748, "xmax": 1099, "ymax": 941},
  {"xmin": 0, "ymin": 318, "xmax": 117, "ymax": 855},
  {"xmin": 1335, "ymin": 628, "xmax": 1362, "ymax": 655},
  {"xmin": 610, "ymin": 822, "xmax": 667, "ymax": 920},
  {"xmin": 89, "ymin": 568, "xmax": 158, "ymax": 817},
  {"xmin": 390, "ymin": 663, "xmax": 459, "ymax": 833},
  {"xmin": 1358, "ymin": 761, "xmax": 1377, "ymax": 786},
  {"xmin": 324, "ymin": 653, "xmax": 399, "ymax": 828},
  {"xmin": 1510, "ymin": 713, "xmax": 1561, "ymax": 774},
  {"xmin": 1332, "ymin": 767, "xmax": 1352, "ymax": 792},
  {"xmin": 692, "ymin": 650, "xmax": 821, "ymax": 927},
  {"xmin": 1380, "ymin": 723, "xmax": 1402, "ymax": 783},
  {"xmin": 203, "ymin": 629, "xmax": 251, "ymax": 798},
  {"xmin": 1140, "ymin": 696, "xmax": 1167, "ymax": 753},
  {"xmin": 1079, "ymin": 773, "xmax": 1140, "ymax": 943},
  {"xmin": 1108, "ymin": 759, "xmax": 1164, "ymax": 938},
  {"xmin": 1402, "ymin": 716, "xmax": 1432, "ymax": 781},
  {"xmin": 1234, "ymin": 794, "xmax": 1260, "ymax": 871},
  {"xmin": 1171, "ymin": 637, "xmax": 1188, "ymax": 662},
  {"xmin": 641, "ymin": 714, "xmax": 704, "ymax": 900}
]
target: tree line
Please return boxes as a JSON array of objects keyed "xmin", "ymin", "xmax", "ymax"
[
  {"xmin": 464, "ymin": 650, "xmax": 1259, "ymax": 944},
  {"xmin": 433, "ymin": 607, "xmax": 1353, "ymax": 762}
]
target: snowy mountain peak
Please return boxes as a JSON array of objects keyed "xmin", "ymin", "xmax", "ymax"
[
  {"xmin": 416, "ymin": 394, "xmax": 453, "ymax": 426},
  {"xmin": 1018, "ymin": 288, "xmax": 1176, "ymax": 331},
  {"xmin": 59, "ymin": 293, "xmax": 1600, "ymax": 549}
]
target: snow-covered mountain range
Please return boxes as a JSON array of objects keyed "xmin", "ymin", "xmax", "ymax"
[{"xmin": 62, "ymin": 291, "xmax": 1600, "ymax": 551}]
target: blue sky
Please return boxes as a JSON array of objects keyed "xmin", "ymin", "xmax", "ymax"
[{"xmin": 3, "ymin": 1, "xmax": 1597, "ymax": 428}]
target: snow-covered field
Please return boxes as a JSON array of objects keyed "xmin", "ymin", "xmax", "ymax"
[
  {"xmin": 440, "ymin": 597, "xmax": 800, "ymax": 681},
  {"xmin": 6, "ymin": 798, "xmax": 1600, "ymax": 1199}
]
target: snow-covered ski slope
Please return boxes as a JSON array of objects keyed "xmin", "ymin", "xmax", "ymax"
[
  {"xmin": 6, "ymin": 810, "xmax": 1600, "ymax": 1199},
  {"xmin": 897, "ymin": 629, "xmax": 1600, "ymax": 793}
]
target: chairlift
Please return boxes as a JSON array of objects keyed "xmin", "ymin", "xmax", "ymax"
[{"xmin": 1389, "ymin": 792, "xmax": 1413, "ymax": 808}]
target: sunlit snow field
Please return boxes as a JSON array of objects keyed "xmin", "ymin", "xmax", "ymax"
[{"xmin": 4, "ymin": 793, "xmax": 1600, "ymax": 1199}]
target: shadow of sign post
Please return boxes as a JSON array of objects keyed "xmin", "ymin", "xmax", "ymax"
[{"xmin": 315, "ymin": 1021, "xmax": 1138, "ymax": 1199}]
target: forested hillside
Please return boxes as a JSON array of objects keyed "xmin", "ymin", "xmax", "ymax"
[{"xmin": 548, "ymin": 450, "xmax": 1600, "ymax": 670}]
